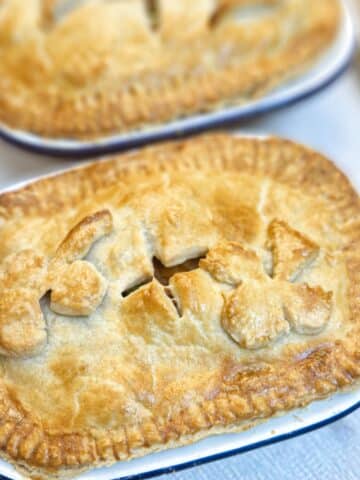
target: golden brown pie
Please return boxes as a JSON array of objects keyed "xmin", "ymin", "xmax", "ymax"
[
  {"xmin": 0, "ymin": 133, "xmax": 359, "ymax": 479},
  {"xmin": 0, "ymin": 0, "xmax": 340, "ymax": 139}
]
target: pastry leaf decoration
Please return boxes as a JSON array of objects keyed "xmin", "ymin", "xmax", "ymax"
[
  {"xmin": 201, "ymin": 220, "xmax": 332, "ymax": 349},
  {"xmin": 0, "ymin": 210, "xmax": 113, "ymax": 357},
  {"xmin": 0, "ymin": 213, "xmax": 332, "ymax": 357},
  {"xmin": 49, "ymin": 210, "xmax": 113, "ymax": 316}
]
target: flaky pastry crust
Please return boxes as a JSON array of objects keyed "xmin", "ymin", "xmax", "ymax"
[
  {"xmin": 0, "ymin": 0, "xmax": 340, "ymax": 139},
  {"xmin": 0, "ymin": 133, "xmax": 359, "ymax": 478}
]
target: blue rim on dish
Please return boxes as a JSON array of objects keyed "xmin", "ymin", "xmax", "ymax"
[
  {"xmin": 0, "ymin": 396, "xmax": 358, "ymax": 480},
  {"xmin": 115, "ymin": 398, "xmax": 360, "ymax": 480},
  {"xmin": 0, "ymin": 2, "xmax": 355, "ymax": 158}
]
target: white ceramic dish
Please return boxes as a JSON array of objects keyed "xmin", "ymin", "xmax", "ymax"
[
  {"xmin": 0, "ymin": 390, "xmax": 358, "ymax": 480},
  {"xmin": 0, "ymin": 1, "xmax": 355, "ymax": 157},
  {"xmin": 0, "ymin": 133, "xmax": 359, "ymax": 480}
]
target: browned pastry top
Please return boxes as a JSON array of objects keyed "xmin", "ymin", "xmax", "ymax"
[
  {"xmin": 0, "ymin": 133, "xmax": 359, "ymax": 478},
  {"xmin": 0, "ymin": 0, "xmax": 340, "ymax": 138}
]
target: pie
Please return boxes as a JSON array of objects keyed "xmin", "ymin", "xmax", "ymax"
[
  {"xmin": 0, "ymin": 133, "xmax": 359, "ymax": 479},
  {"xmin": 0, "ymin": 0, "xmax": 340, "ymax": 139}
]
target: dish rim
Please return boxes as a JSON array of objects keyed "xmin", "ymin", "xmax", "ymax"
[
  {"xmin": 0, "ymin": 391, "xmax": 358, "ymax": 480},
  {"xmin": 113, "ymin": 393, "xmax": 360, "ymax": 480},
  {"xmin": 0, "ymin": 1, "xmax": 355, "ymax": 158},
  {"xmin": 0, "ymin": 133, "xmax": 359, "ymax": 480}
]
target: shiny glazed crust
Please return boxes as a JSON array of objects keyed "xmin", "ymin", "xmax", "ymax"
[
  {"xmin": 0, "ymin": 133, "xmax": 359, "ymax": 479},
  {"xmin": 0, "ymin": 0, "xmax": 340, "ymax": 139}
]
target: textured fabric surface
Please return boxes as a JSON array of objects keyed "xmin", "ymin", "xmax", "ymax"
[
  {"xmin": 0, "ymin": 58, "xmax": 359, "ymax": 480},
  {"xmin": 167, "ymin": 414, "xmax": 359, "ymax": 479}
]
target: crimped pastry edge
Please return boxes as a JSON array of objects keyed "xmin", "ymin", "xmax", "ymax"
[
  {"xmin": 6, "ymin": 380, "xmax": 360, "ymax": 480},
  {"xmin": 0, "ymin": 0, "xmax": 341, "ymax": 139},
  {"xmin": 0, "ymin": 133, "xmax": 359, "ymax": 479}
]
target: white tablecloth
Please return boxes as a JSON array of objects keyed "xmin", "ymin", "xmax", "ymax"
[{"xmin": 0, "ymin": 63, "xmax": 359, "ymax": 480}]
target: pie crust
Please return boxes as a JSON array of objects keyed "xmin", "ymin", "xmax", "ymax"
[
  {"xmin": 0, "ymin": 0, "xmax": 340, "ymax": 139},
  {"xmin": 0, "ymin": 133, "xmax": 359, "ymax": 478}
]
